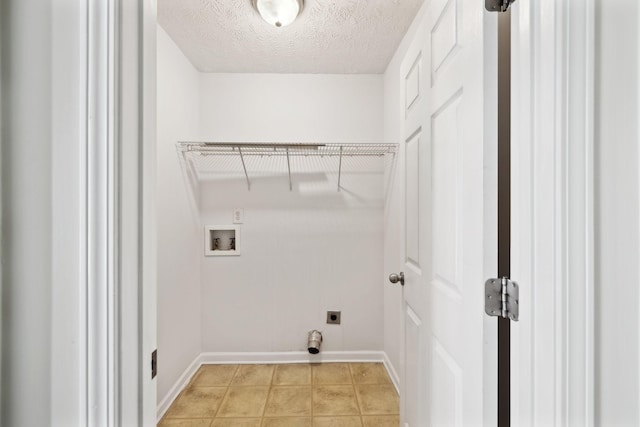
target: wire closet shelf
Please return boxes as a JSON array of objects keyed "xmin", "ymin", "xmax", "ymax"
[{"xmin": 177, "ymin": 142, "xmax": 398, "ymax": 191}]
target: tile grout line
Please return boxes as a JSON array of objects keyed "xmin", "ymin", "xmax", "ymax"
[
  {"xmin": 199, "ymin": 363, "xmax": 217, "ymax": 427},
  {"xmin": 348, "ymin": 363, "xmax": 365, "ymax": 426},
  {"xmin": 213, "ymin": 365, "xmax": 240, "ymax": 421},
  {"xmin": 310, "ymin": 363, "xmax": 315, "ymax": 420},
  {"xmin": 261, "ymin": 364, "xmax": 277, "ymax": 421}
]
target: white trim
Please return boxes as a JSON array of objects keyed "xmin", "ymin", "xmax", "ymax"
[
  {"xmin": 50, "ymin": 0, "xmax": 89, "ymax": 424},
  {"xmin": 0, "ymin": 4, "xmax": 3, "ymax": 419},
  {"xmin": 200, "ymin": 350, "xmax": 386, "ymax": 365},
  {"xmin": 382, "ymin": 351, "xmax": 401, "ymax": 394},
  {"xmin": 87, "ymin": 0, "xmax": 118, "ymax": 424},
  {"xmin": 511, "ymin": 0, "xmax": 595, "ymax": 425},
  {"xmin": 510, "ymin": 1, "xmax": 533, "ymax": 423},
  {"xmin": 111, "ymin": 0, "xmax": 157, "ymax": 425},
  {"xmin": 139, "ymin": 0, "xmax": 159, "ymax": 424},
  {"xmin": 156, "ymin": 351, "xmax": 396, "ymax": 422},
  {"xmin": 636, "ymin": 0, "xmax": 640, "ymax": 418},
  {"xmin": 117, "ymin": 0, "xmax": 142, "ymax": 425},
  {"xmin": 564, "ymin": 0, "xmax": 595, "ymax": 424}
]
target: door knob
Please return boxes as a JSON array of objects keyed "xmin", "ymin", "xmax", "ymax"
[{"xmin": 389, "ymin": 272, "xmax": 404, "ymax": 286}]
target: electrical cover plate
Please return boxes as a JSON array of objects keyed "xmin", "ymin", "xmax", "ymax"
[
  {"xmin": 326, "ymin": 311, "xmax": 341, "ymax": 325},
  {"xmin": 233, "ymin": 208, "xmax": 244, "ymax": 224}
]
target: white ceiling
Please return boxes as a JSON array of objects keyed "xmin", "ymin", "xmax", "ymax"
[{"xmin": 158, "ymin": 0, "xmax": 425, "ymax": 74}]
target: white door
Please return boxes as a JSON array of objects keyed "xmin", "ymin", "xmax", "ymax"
[{"xmin": 399, "ymin": 0, "xmax": 497, "ymax": 426}]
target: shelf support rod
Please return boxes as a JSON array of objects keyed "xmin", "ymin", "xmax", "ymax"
[
  {"xmin": 286, "ymin": 147, "xmax": 292, "ymax": 191},
  {"xmin": 337, "ymin": 145, "xmax": 343, "ymax": 192},
  {"xmin": 238, "ymin": 147, "xmax": 251, "ymax": 191}
]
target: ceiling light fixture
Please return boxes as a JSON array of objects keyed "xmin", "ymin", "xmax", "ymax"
[{"xmin": 252, "ymin": 0, "xmax": 303, "ymax": 28}]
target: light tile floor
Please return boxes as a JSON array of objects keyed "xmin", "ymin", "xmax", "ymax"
[{"xmin": 159, "ymin": 363, "xmax": 399, "ymax": 427}]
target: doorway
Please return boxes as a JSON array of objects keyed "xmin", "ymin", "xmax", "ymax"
[{"xmin": 153, "ymin": 0, "xmax": 500, "ymax": 426}]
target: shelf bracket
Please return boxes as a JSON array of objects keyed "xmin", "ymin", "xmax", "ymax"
[
  {"xmin": 238, "ymin": 147, "xmax": 251, "ymax": 191},
  {"xmin": 337, "ymin": 145, "xmax": 343, "ymax": 192},
  {"xmin": 286, "ymin": 147, "xmax": 292, "ymax": 191}
]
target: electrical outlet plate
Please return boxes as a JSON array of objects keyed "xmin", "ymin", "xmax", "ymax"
[
  {"xmin": 233, "ymin": 208, "xmax": 244, "ymax": 224},
  {"xmin": 326, "ymin": 311, "xmax": 341, "ymax": 325}
]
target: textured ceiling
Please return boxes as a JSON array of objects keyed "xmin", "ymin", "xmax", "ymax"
[{"xmin": 158, "ymin": 0, "xmax": 425, "ymax": 74}]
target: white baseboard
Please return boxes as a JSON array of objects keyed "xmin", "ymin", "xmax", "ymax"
[
  {"xmin": 156, "ymin": 354, "xmax": 202, "ymax": 422},
  {"xmin": 157, "ymin": 351, "xmax": 400, "ymax": 422},
  {"xmin": 199, "ymin": 350, "xmax": 385, "ymax": 365},
  {"xmin": 382, "ymin": 352, "xmax": 401, "ymax": 394}
]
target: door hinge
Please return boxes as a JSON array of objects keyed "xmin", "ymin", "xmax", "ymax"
[
  {"xmin": 151, "ymin": 349, "xmax": 158, "ymax": 379},
  {"xmin": 485, "ymin": 0, "xmax": 515, "ymax": 12},
  {"xmin": 485, "ymin": 277, "xmax": 519, "ymax": 321}
]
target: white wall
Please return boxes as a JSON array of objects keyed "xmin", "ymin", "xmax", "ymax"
[
  {"xmin": 196, "ymin": 73, "xmax": 386, "ymax": 354},
  {"xmin": 199, "ymin": 74, "xmax": 383, "ymax": 143},
  {"xmin": 199, "ymin": 183, "xmax": 385, "ymax": 353},
  {"xmin": 594, "ymin": 0, "xmax": 640, "ymax": 424},
  {"xmin": 157, "ymin": 27, "xmax": 203, "ymax": 401}
]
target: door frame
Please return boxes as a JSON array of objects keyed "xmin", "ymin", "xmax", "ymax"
[
  {"xmin": 117, "ymin": 0, "xmax": 158, "ymax": 425},
  {"xmin": 66, "ymin": 0, "xmax": 598, "ymax": 425},
  {"xmin": 51, "ymin": 0, "xmax": 158, "ymax": 425},
  {"xmin": 510, "ymin": 0, "xmax": 595, "ymax": 425}
]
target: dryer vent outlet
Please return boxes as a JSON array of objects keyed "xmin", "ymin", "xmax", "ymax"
[{"xmin": 307, "ymin": 330, "xmax": 323, "ymax": 354}]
